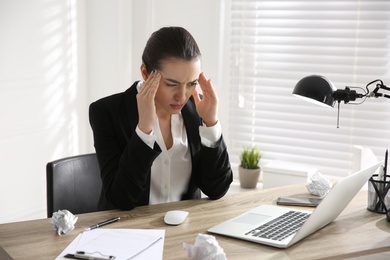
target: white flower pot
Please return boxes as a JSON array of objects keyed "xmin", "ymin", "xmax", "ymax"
[{"xmin": 238, "ymin": 166, "xmax": 261, "ymax": 189}]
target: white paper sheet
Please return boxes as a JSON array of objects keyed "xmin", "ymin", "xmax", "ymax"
[{"xmin": 56, "ymin": 229, "xmax": 165, "ymax": 260}]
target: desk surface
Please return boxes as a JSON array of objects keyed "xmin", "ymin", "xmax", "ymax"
[{"xmin": 1, "ymin": 184, "xmax": 390, "ymax": 260}]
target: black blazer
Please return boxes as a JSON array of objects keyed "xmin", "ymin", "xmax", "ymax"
[{"xmin": 89, "ymin": 81, "xmax": 233, "ymax": 210}]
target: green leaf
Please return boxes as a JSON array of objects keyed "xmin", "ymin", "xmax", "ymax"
[{"xmin": 239, "ymin": 146, "xmax": 261, "ymax": 169}]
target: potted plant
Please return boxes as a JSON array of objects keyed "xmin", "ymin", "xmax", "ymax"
[{"xmin": 239, "ymin": 146, "xmax": 261, "ymax": 189}]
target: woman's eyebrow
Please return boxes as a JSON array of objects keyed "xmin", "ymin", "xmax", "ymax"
[
  {"xmin": 164, "ymin": 77, "xmax": 199, "ymax": 84},
  {"xmin": 190, "ymin": 78, "xmax": 199, "ymax": 84},
  {"xmin": 164, "ymin": 78, "xmax": 181, "ymax": 84}
]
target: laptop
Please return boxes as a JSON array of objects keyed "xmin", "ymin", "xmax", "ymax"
[{"xmin": 208, "ymin": 161, "xmax": 382, "ymax": 248}]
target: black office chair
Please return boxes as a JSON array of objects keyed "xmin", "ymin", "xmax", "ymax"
[{"xmin": 46, "ymin": 153, "xmax": 102, "ymax": 218}]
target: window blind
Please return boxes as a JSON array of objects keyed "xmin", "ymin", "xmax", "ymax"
[{"xmin": 227, "ymin": 0, "xmax": 390, "ymax": 177}]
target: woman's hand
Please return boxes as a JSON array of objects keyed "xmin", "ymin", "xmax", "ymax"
[
  {"xmin": 136, "ymin": 71, "xmax": 161, "ymax": 134},
  {"xmin": 192, "ymin": 72, "xmax": 219, "ymax": 126}
]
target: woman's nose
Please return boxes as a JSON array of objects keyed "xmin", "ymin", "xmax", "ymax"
[{"xmin": 174, "ymin": 87, "xmax": 187, "ymax": 101}]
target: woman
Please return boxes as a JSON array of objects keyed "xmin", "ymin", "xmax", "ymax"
[{"xmin": 89, "ymin": 26, "xmax": 232, "ymax": 211}]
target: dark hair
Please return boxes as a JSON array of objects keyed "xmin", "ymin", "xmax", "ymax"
[{"xmin": 142, "ymin": 27, "xmax": 201, "ymax": 73}]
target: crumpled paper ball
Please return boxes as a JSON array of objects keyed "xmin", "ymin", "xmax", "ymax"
[
  {"xmin": 49, "ymin": 209, "xmax": 78, "ymax": 236},
  {"xmin": 306, "ymin": 171, "xmax": 332, "ymax": 197},
  {"xmin": 183, "ymin": 234, "xmax": 226, "ymax": 260}
]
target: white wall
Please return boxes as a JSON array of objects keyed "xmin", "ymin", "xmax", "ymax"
[
  {"xmin": 0, "ymin": 0, "xmax": 225, "ymax": 223},
  {"xmin": 0, "ymin": 0, "xmax": 89, "ymax": 223},
  {"xmin": 85, "ymin": 0, "xmax": 134, "ymax": 150}
]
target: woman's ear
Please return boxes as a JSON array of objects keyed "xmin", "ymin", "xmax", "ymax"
[{"xmin": 140, "ymin": 64, "xmax": 149, "ymax": 80}]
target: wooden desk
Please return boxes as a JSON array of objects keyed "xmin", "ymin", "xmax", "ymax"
[{"xmin": 1, "ymin": 184, "xmax": 390, "ymax": 260}]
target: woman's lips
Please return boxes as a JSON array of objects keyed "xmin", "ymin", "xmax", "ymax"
[{"xmin": 170, "ymin": 104, "xmax": 184, "ymax": 110}]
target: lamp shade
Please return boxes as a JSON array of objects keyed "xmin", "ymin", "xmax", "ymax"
[{"xmin": 293, "ymin": 75, "xmax": 337, "ymax": 107}]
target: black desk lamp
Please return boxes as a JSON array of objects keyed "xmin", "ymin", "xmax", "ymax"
[
  {"xmin": 293, "ymin": 75, "xmax": 390, "ymax": 222},
  {"xmin": 292, "ymin": 75, "xmax": 389, "ymax": 128}
]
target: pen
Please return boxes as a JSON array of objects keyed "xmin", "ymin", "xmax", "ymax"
[
  {"xmin": 64, "ymin": 252, "xmax": 115, "ymax": 260},
  {"xmin": 84, "ymin": 217, "xmax": 120, "ymax": 231}
]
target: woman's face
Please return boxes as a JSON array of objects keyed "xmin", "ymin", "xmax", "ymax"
[{"xmin": 154, "ymin": 58, "xmax": 201, "ymax": 116}]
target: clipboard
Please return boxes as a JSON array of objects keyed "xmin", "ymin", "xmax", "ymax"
[{"xmin": 56, "ymin": 229, "xmax": 165, "ymax": 260}]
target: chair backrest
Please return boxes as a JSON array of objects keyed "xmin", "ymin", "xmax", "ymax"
[{"xmin": 46, "ymin": 153, "xmax": 102, "ymax": 217}]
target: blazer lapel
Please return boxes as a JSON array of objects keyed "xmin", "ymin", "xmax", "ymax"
[{"xmin": 122, "ymin": 82, "xmax": 140, "ymax": 135}]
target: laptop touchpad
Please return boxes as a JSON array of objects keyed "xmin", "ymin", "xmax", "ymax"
[{"xmin": 233, "ymin": 213, "xmax": 272, "ymax": 225}]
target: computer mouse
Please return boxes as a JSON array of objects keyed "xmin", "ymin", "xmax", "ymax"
[{"xmin": 164, "ymin": 210, "xmax": 189, "ymax": 225}]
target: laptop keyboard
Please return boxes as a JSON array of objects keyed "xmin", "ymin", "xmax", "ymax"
[{"xmin": 245, "ymin": 210, "xmax": 311, "ymax": 241}]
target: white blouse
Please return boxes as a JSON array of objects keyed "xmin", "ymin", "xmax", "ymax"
[{"xmin": 135, "ymin": 81, "xmax": 221, "ymax": 204}]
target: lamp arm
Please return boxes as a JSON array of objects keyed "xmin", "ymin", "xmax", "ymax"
[{"xmin": 366, "ymin": 79, "xmax": 390, "ymax": 99}]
